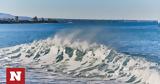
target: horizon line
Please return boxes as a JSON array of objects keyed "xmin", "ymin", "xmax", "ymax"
[{"xmin": 1, "ymin": 12, "xmax": 159, "ymax": 21}]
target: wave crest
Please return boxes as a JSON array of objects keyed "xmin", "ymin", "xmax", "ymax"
[{"xmin": 0, "ymin": 35, "xmax": 160, "ymax": 84}]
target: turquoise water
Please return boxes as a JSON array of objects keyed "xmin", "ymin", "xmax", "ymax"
[{"xmin": 0, "ymin": 22, "xmax": 160, "ymax": 63}]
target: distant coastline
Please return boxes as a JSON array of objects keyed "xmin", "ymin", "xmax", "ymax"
[
  {"xmin": 0, "ymin": 16, "xmax": 59, "ymax": 24},
  {"xmin": 0, "ymin": 13, "xmax": 159, "ymax": 25},
  {"xmin": 0, "ymin": 18, "xmax": 159, "ymax": 26},
  {"xmin": 0, "ymin": 20, "xmax": 59, "ymax": 24},
  {"xmin": 0, "ymin": 17, "xmax": 159, "ymax": 26}
]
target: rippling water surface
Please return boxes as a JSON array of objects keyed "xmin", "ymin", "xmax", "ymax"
[{"xmin": 0, "ymin": 21, "xmax": 160, "ymax": 84}]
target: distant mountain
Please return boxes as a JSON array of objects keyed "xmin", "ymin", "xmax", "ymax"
[
  {"xmin": 0, "ymin": 13, "xmax": 14, "ymax": 18},
  {"xmin": 0, "ymin": 13, "xmax": 31, "ymax": 20}
]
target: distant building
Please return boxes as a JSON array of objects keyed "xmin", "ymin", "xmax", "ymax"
[
  {"xmin": 32, "ymin": 16, "xmax": 38, "ymax": 22},
  {"xmin": 15, "ymin": 16, "xmax": 19, "ymax": 22},
  {"xmin": 41, "ymin": 18, "xmax": 45, "ymax": 22}
]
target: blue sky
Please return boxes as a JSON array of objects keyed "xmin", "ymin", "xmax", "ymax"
[{"xmin": 0, "ymin": 0, "xmax": 160, "ymax": 20}]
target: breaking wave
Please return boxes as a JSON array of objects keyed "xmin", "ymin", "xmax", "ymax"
[{"xmin": 0, "ymin": 33, "xmax": 160, "ymax": 84}]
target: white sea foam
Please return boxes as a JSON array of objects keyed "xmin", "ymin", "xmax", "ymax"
[{"xmin": 0, "ymin": 34, "xmax": 160, "ymax": 84}]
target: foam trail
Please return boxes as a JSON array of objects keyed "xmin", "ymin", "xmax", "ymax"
[{"xmin": 0, "ymin": 33, "xmax": 160, "ymax": 84}]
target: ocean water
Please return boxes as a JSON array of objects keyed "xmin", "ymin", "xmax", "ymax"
[
  {"xmin": 0, "ymin": 21, "xmax": 160, "ymax": 84},
  {"xmin": 0, "ymin": 22, "xmax": 160, "ymax": 62},
  {"xmin": 0, "ymin": 23, "xmax": 65, "ymax": 48}
]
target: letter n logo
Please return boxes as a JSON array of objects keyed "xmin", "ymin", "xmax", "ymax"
[{"xmin": 6, "ymin": 68, "xmax": 25, "ymax": 84}]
